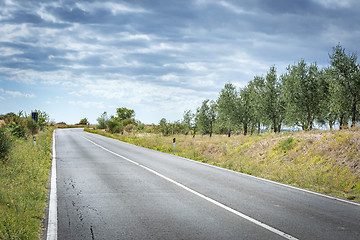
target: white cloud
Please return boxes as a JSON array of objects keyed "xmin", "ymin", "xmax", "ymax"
[
  {"xmin": 315, "ymin": 0, "xmax": 355, "ymax": 9},
  {"xmin": 75, "ymin": 1, "xmax": 148, "ymax": 15},
  {"xmin": 69, "ymin": 100, "xmax": 106, "ymax": 109},
  {"xmin": 0, "ymin": 88, "xmax": 35, "ymax": 98},
  {"xmin": 218, "ymin": 1, "xmax": 249, "ymax": 14},
  {"xmin": 164, "ymin": 62, "xmax": 208, "ymax": 72},
  {"xmin": 0, "ymin": 47, "xmax": 23, "ymax": 56},
  {"xmin": 0, "ymin": 24, "xmax": 32, "ymax": 42}
]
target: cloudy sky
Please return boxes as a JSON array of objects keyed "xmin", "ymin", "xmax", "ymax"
[{"xmin": 1, "ymin": 0, "xmax": 359, "ymax": 124}]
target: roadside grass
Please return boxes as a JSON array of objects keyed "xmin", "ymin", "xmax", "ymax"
[
  {"xmin": 85, "ymin": 128, "xmax": 360, "ymax": 202},
  {"xmin": 0, "ymin": 129, "xmax": 53, "ymax": 239}
]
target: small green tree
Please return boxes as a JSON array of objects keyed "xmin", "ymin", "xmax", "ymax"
[
  {"xmin": 97, "ymin": 112, "xmax": 109, "ymax": 129},
  {"xmin": 26, "ymin": 118, "xmax": 39, "ymax": 135},
  {"xmin": 79, "ymin": 118, "xmax": 89, "ymax": 125},
  {"xmin": 182, "ymin": 110, "xmax": 194, "ymax": 135},
  {"xmin": 159, "ymin": 118, "xmax": 169, "ymax": 136},
  {"xmin": 196, "ymin": 99, "xmax": 216, "ymax": 136},
  {"xmin": 116, "ymin": 107, "xmax": 135, "ymax": 121}
]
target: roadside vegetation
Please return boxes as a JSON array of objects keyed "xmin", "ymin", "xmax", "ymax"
[
  {"xmin": 0, "ymin": 111, "xmax": 53, "ymax": 239},
  {"xmin": 87, "ymin": 45, "xmax": 359, "ymax": 204},
  {"xmin": 86, "ymin": 127, "xmax": 360, "ymax": 203}
]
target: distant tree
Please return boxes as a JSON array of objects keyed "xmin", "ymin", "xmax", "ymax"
[
  {"xmin": 247, "ymin": 76, "xmax": 265, "ymax": 134},
  {"xmin": 182, "ymin": 110, "xmax": 194, "ymax": 135},
  {"xmin": 262, "ymin": 66, "xmax": 285, "ymax": 133},
  {"xmin": 159, "ymin": 118, "xmax": 170, "ymax": 136},
  {"xmin": 238, "ymin": 86, "xmax": 254, "ymax": 135},
  {"xmin": 217, "ymin": 83, "xmax": 239, "ymax": 137},
  {"xmin": 168, "ymin": 120, "xmax": 185, "ymax": 135},
  {"xmin": 97, "ymin": 112, "xmax": 109, "ymax": 129},
  {"xmin": 0, "ymin": 112, "xmax": 17, "ymax": 123},
  {"xmin": 116, "ymin": 107, "xmax": 135, "ymax": 121},
  {"xmin": 316, "ymin": 68, "xmax": 345, "ymax": 130},
  {"xmin": 329, "ymin": 44, "xmax": 360, "ymax": 128},
  {"xmin": 79, "ymin": 118, "xmax": 89, "ymax": 125},
  {"xmin": 282, "ymin": 60, "xmax": 323, "ymax": 131},
  {"xmin": 196, "ymin": 99, "xmax": 217, "ymax": 137}
]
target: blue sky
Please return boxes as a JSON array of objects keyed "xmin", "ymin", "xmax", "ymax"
[{"xmin": 1, "ymin": 0, "xmax": 359, "ymax": 124}]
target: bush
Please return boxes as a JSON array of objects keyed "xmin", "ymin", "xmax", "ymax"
[
  {"xmin": 276, "ymin": 137, "xmax": 296, "ymax": 153},
  {"xmin": 8, "ymin": 121, "xmax": 26, "ymax": 139},
  {"xmin": 26, "ymin": 118, "xmax": 39, "ymax": 136},
  {"xmin": 0, "ymin": 127, "xmax": 11, "ymax": 162},
  {"xmin": 107, "ymin": 119, "xmax": 123, "ymax": 133}
]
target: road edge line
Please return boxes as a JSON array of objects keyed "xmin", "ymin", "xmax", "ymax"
[
  {"xmin": 83, "ymin": 136, "xmax": 298, "ymax": 240},
  {"xmin": 47, "ymin": 130, "xmax": 57, "ymax": 240}
]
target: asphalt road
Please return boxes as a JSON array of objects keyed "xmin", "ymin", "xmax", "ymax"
[{"xmin": 53, "ymin": 128, "xmax": 360, "ymax": 240}]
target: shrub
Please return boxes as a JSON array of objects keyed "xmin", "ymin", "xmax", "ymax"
[
  {"xmin": 276, "ymin": 137, "xmax": 296, "ymax": 153},
  {"xmin": 8, "ymin": 121, "xmax": 26, "ymax": 139},
  {"xmin": 107, "ymin": 119, "xmax": 123, "ymax": 133},
  {"xmin": 0, "ymin": 127, "xmax": 11, "ymax": 162},
  {"xmin": 26, "ymin": 118, "xmax": 39, "ymax": 136}
]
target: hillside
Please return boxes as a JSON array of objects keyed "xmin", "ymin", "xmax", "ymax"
[{"xmin": 85, "ymin": 128, "xmax": 360, "ymax": 202}]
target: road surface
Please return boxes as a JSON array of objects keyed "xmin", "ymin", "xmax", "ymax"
[{"xmin": 51, "ymin": 128, "xmax": 360, "ymax": 239}]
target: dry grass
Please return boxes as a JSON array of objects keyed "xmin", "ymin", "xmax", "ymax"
[{"xmin": 85, "ymin": 128, "xmax": 360, "ymax": 202}]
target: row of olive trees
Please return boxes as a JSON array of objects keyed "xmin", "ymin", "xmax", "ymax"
[{"xmin": 188, "ymin": 44, "xmax": 360, "ymax": 136}]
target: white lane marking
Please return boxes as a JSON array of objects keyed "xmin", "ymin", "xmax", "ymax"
[
  {"xmin": 47, "ymin": 130, "xmax": 57, "ymax": 240},
  {"xmin": 83, "ymin": 136, "xmax": 298, "ymax": 240},
  {"xmin": 177, "ymin": 156, "xmax": 360, "ymax": 207}
]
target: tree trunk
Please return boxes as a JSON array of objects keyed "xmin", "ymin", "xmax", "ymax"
[
  {"xmin": 273, "ymin": 119, "xmax": 277, "ymax": 133},
  {"xmin": 339, "ymin": 116, "xmax": 344, "ymax": 130},
  {"xmin": 307, "ymin": 113, "xmax": 312, "ymax": 131},
  {"xmin": 351, "ymin": 97, "xmax": 356, "ymax": 128},
  {"xmin": 243, "ymin": 123, "xmax": 248, "ymax": 136}
]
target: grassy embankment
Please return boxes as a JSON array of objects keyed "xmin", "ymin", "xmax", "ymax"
[
  {"xmin": 0, "ymin": 129, "xmax": 53, "ymax": 239},
  {"xmin": 86, "ymin": 128, "xmax": 360, "ymax": 202}
]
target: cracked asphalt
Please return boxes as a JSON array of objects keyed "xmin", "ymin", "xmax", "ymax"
[{"xmin": 55, "ymin": 128, "xmax": 360, "ymax": 240}]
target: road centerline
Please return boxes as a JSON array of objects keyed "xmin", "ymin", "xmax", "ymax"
[{"xmin": 82, "ymin": 136, "xmax": 298, "ymax": 240}]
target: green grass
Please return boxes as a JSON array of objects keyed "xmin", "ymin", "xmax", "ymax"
[
  {"xmin": 85, "ymin": 128, "xmax": 360, "ymax": 202},
  {"xmin": 0, "ymin": 129, "xmax": 53, "ymax": 239}
]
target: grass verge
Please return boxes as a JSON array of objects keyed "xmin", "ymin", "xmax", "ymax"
[
  {"xmin": 85, "ymin": 128, "xmax": 360, "ymax": 203},
  {"xmin": 0, "ymin": 129, "xmax": 53, "ymax": 239}
]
